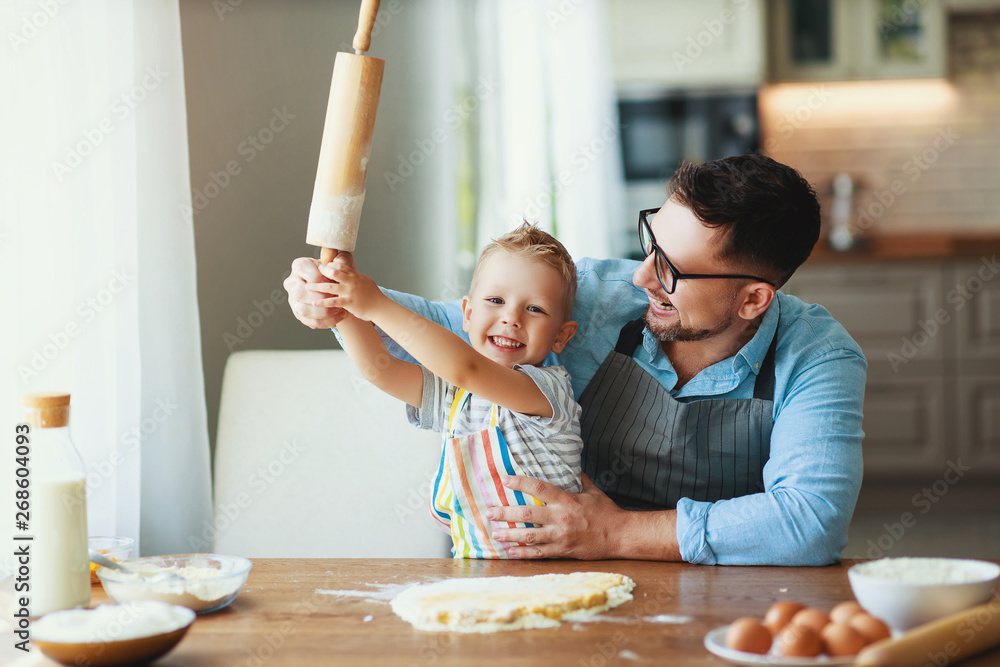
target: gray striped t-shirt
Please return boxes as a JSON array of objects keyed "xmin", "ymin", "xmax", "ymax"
[{"xmin": 406, "ymin": 364, "xmax": 583, "ymax": 494}]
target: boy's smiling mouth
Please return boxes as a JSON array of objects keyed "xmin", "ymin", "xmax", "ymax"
[{"xmin": 489, "ymin": 335, "xmax": 524, "ymax": 349}]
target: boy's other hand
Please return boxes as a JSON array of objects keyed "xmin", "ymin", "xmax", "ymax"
[
  {"xmin": 310, "ymin": 260, "xmax": 384, "ymax": 322},
  {"xmin": 284, "ymin": 254, "xmax": 356, "ymax": 329}
]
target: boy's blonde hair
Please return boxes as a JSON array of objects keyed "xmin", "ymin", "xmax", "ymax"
[{"xmin": 470, "ymin": 222, "xmax": 577, "ymax": 320}]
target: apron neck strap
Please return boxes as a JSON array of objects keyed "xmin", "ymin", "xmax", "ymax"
[{"xmin": 614, "ymin": 318, "xmax": 647, "ymax": 354}]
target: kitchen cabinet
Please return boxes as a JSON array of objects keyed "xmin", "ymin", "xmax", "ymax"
[
  {"xmin": 609, "ymin": 0, "xmax": 766, "ymax": 89},
  {"xmin": 767, "ymin": 0, "xmax": 946, "ymax": 81},
  {"xmin": 783, "ymin": 257, "xmax": 1000, "ymax": 476}
]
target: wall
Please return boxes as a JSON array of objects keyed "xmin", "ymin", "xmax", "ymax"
[
  {"xmin": 179, "ymin": 0, "xmax": 460, "ymax": 448},
  {"xmin": 759, "ymin": 8, "xmax": 1000, "ymax": 237}
]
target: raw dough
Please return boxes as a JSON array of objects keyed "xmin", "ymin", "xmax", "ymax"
[{"xmin": 391, "ymin": 572, "xmax": 635, "ymax": 633}]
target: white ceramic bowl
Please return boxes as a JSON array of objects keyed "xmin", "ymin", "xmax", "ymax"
[
  {"xmin": 97, "ymin": 553, "xmax": 252, "ymax": 614},
  {"xmin": 848, "ymin": 557, "xmax": 1000, "ymax": 632},
  {"xmin": 32, "ymin": 602, "xmax": 195, "ymax": 666}
]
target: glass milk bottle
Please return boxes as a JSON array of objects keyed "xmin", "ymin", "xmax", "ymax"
[{"xmin": 23, "ymin": 392, "xmax": 90, "ymax": 616}]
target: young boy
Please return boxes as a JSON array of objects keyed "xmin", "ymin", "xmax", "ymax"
[{"xmin": 313, "ymin": 224, "xmax": 582, "ymax": 559}]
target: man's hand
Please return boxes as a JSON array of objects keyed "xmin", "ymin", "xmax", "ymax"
[
  {"xmin": 486, "ymin": 474, "xmax": 682, "ymax": 561},
  {"xmin": 283, "ymin": 254, "xmax": 356, "ymax": 329}
]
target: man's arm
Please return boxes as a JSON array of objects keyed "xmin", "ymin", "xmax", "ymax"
[
  {"xmin": 486, "ymin": 474, "xmax": 682, "ymax": 561},
  {"xmin": 675, "ymin": 348, "xmax": 866, "ymax": 565},
  {"xmin": 489, "ymin": 347, "xmax": 866, "ymax": 565}
]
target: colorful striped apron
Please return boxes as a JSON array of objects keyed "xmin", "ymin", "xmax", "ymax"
[{"xmin": 428, "ymin": 388, "xmax": 544, "ymax": 559}]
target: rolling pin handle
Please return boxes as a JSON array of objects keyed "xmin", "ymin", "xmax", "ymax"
[
  {"xmin": 352, "ymin": 0, "xmax": 381, "ymax": 54},
  {"xmin": 320, "ymin": 247, "xmax": 340, "ymax": 265}
]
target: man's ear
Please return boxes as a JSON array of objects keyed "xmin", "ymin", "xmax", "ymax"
[
  {"xmin": 550, "ymin": 320, "xmax": 578, "ymax": 354},
  {"xmin": 737, "ymin": 283, "xmax": 775, "ymax": 321},
  {"xmin": 461, "ymin": 295, "xmax": 472, "ymax": 333}
]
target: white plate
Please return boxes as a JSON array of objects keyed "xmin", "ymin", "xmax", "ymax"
[{"xmin": 703, "ymin": 626, "xmax": 856, "ymax": 667}]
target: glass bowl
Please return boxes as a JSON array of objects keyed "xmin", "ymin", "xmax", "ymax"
[
  {"xmin": 848, "ymin": 557, "xmax": 1000, "ymax": 632},
  {"xmin": 88, "ymin": 536, "xmax": 135, "ymax": 584},
  {"xmin": 96, "ymin": 553, "xmax": 252, "ymax": 614}
]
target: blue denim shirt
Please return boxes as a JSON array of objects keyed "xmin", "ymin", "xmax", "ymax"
[{"xmin": 352, "ymin": 257, "xmax": 866, "ymax": 566}]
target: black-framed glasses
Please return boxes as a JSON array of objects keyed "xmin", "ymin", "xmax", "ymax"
[{"xmin": 638, "ymin": 208, "xmax": 776, "ymax": 295}]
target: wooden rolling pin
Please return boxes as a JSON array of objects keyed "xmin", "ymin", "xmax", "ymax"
[
  {"xmin": 306, "ymin": 0, "xmax": 384, "ymax": 265},
  {"xmin": 852, "ymin": 602, "xmax": 1000, "ymax": 666}
]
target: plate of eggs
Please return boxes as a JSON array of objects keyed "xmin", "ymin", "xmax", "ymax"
[{"xmin": 703, "ymin": 599, "xmax": 893, "ymax": 666}]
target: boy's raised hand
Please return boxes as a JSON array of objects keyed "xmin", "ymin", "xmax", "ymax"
[
  {"xmin": 284, "ymin": 253, "xmax": 356, "ymax": 329},
  {"xmin": 312, "ymin": 257, "xmax": 386, "ymax": 322}
]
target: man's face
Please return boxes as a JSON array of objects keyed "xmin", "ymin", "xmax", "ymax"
[{"xmin": 631, "ymin": 198, "xmax": 742, "ymax": 342}]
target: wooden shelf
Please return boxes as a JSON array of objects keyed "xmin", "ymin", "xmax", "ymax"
[{"xmin": 806, "ymin": 233, "xmax": 1000, "ymax": 264}]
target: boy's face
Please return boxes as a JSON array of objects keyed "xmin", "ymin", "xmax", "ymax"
[{"xmin": 462, "ymin": 252, "xmax": 577, "ymax": 369}]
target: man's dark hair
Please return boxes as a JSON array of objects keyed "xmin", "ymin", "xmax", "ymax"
[{"xmin": 668, "ymin": 154, "xmax": 821, "ymax": 287}]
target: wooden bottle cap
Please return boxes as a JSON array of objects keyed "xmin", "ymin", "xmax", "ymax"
[{"xmin": 23, "ymin": 392, "xmax": 71, "ymax": 428}]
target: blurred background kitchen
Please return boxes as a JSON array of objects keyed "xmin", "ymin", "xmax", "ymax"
[
  {"xmin": 5, "ymin": 0, "xmax": 999, "ymax": 561},
  {"xmin": 184, "ymin": 0, "xmax": 1000, "ymax": 559}
]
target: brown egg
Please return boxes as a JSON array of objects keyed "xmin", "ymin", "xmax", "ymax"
[
  {"xmin": 779, "ymin": 624, "xmax": 823, "ymax": 657},
  {"xmin": 726, "ymin": 617, "xmax": 773, "ymax": 655},
  {"xmin": 821, "ymin": 622, "xmax": 868, "ymax": 656},
  {"xmin": 790, "ymin": 607, "xmax": 831, "ymax": 633},
  {"xmin": 830, "ymin": 600, "xmax": 865, "ymax": 625},
  {"xmin": 763, "ymin": 600, "xmax": 806, "ymax": 634},
  {"xmin": 849, "ymin": 613, "xmax": 892, "ymax": 644}
]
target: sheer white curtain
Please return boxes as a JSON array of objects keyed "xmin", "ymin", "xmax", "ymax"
[
  {"xmin": 472, "ymin": 0, "xmax": 625, "ymax": 260},
  {"xmin": 0, "ymin": 1, "xmax": 210, "ymax": 565}
]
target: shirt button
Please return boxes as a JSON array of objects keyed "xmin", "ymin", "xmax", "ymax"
[{"xmin": 754, "ymin": 362, "xmax": 760, "ymax": 370}]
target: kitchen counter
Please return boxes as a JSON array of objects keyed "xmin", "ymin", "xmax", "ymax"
[
  {"xmin": 25, "ymin": 558, "xmax": 1000, "ymax": 666},
  {"xmin": 806, "ymin": 233, "xmax": 1000, "ymax": 263}
]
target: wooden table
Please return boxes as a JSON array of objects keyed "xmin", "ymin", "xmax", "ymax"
[{"xmin": 66, "ymin": 559, "xmax": 1000, "ymax": 665}]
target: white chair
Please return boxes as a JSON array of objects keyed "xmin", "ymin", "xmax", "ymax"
[{"xmin": 212, "ymin": 349, "xmax": 450, "ymax": 558}]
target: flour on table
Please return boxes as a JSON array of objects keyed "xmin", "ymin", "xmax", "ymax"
[{"xmin": 391, "ymin": 572, "xmax": 635, "ymax": 633}]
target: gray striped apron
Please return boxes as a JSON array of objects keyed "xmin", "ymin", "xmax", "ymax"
[{"xmin": 579, "ymin": 318, "xmax": 776, "ymax": 510}]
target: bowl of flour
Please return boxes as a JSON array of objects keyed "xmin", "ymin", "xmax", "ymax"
[
  {"xmin": 848, "ymin": 557, "xmax": 1000, "ymax": 632},
  {"xmin": 32, "ymin": 601, "xmax": 195, "ymax": 666},
  {"xmin": 96, "ymin": 554, "xmax": 252, "ymax": 614}
]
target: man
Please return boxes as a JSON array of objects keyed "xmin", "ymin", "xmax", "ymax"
[{"xmin": 284, "ymin": 154, "xmax": 866, "ymax": 565}]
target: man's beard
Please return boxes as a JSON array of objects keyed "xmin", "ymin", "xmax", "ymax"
[{"xmin": 642, "ymin": 305, "xmax": 737, "ymax": 342}]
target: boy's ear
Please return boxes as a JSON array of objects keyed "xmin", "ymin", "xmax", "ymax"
[
  {"xmin": 461, "ymin": 296, "xmax": 472, "ymax": 332},
  {"xmin": 549, "ymin": 320, "xmax": 578, "ymax": 354}
]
